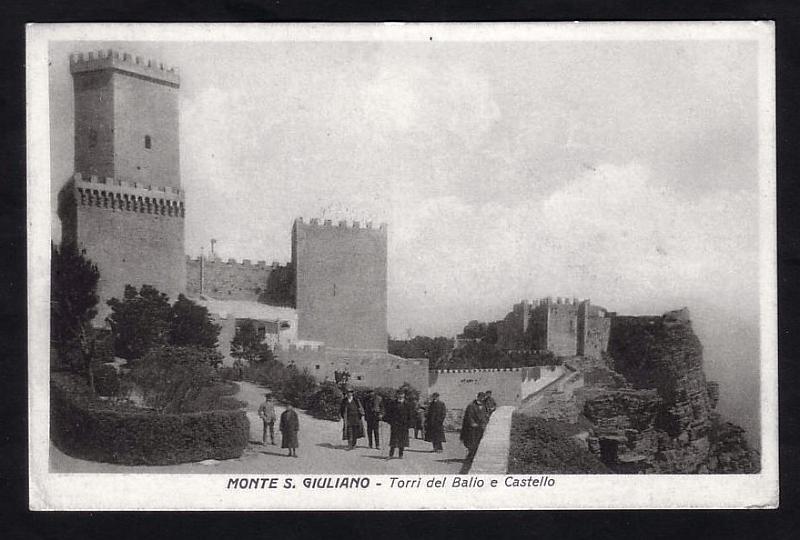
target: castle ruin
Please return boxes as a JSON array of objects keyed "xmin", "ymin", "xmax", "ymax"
[{"xmin": 495, "ymin": 297, "xmax": 612, "ymax": 358}]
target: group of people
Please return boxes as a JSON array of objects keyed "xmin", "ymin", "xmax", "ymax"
[
  {"xmin": 340, "ymin": 388, "xmax": 448, "ymax": 459},
  {"xmin": 258, "ymin": 392, "xmax": 299, "ymax": 457},
  {"xmin": 257, "ymin": 387, "xmax": 498, "ymax": 462},
  {"xmin": 460, "ymin": 390, "xmax": 497, "ymax": 462}
]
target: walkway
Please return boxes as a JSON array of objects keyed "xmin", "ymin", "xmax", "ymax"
[
  {"xmin": 469, "ymin": 406, "xmax": 514, "ymax": 474},
  {"xmin": 50, "ymin": 381, "xmax": 467, "ymax": 474}
]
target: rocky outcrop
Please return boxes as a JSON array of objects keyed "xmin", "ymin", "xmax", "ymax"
[
  {"xmin": 577, "ymin": 308, "xmax": 758, "ymax": 474},
  {"xmin": 708, "ymin": 413, "xmax": 760, "ymax": 473}
]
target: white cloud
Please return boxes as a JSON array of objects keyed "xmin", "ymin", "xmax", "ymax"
[{"xmin": 385, "ymin": 162, "xmax": 758, "ymax": 336}]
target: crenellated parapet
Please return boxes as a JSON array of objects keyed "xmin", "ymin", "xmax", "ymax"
[
  {"xmin": 69, "ymin": 173, "xmax": 184, "ymax": 217},
  {"xmin": 295, "ymin": 216, "xmax": 388, "ymax": 234},
  {"xmin": 432, "ymin": 367, "xmax": 525, "ymax": 374},
  {"xmin": 70, "ymin": 49, "xmax": 180, "ymax": 87},
  {"xmin": 185, "ymin": 255, "xmax": 290, "ymax": 269}
]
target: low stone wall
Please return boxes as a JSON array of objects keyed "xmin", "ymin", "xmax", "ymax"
[
  {"xmin": 470, "ymin": 406, "xmax": 515, "ymax": 474},
  {"xmin": 285, "ymin": 346, "xmax": 429, "ymax": 395}
]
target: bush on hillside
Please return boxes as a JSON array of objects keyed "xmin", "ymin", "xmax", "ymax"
[{"xmin": 507, "ymin": 413, "xmax": 611, "ymax": 474}]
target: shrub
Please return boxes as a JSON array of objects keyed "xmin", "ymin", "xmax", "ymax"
[
  {"xmin": 507, "ymin": 413, "xmax": 611, "ymax": 474},
  {"xmin": 51, "ymin": 374, "xmax": 249, "ymax": 465},
  {"xmin": 243, "ymin": 357, "xmax": 289, "ymax": 390},
  {"xmin": 93, "ymin": 364, "xmax": 120, "ymax": 397},
  {"xmin": 306, "ymin": 381, "xmax": 344, "ymax": 420},
  {"xmin": 281, "ymin": 366, "xmax": 318, "ymax": 407},
  {"xmin": 129, "ymin": 345, "xmax": 224, "ymax": 413}
]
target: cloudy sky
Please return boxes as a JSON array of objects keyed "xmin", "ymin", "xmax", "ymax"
[{"xmin": 49, "ymin": 39, "xmax": 761, "ymax": 342}]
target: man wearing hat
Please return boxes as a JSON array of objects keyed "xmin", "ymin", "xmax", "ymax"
[
  {"xmin": 339, "ymin": 388, "xmax": 365, "ymax": 450},
  {"xmin": 362, "ymin": 389, "xmax": 384, "ymax": 450},
  {"xmin": 460, "ymin": 392, "xmax": 489, "ymax": 462},
  {"xmin": 385, "ymin": 389, "xmax": 415, "ymax": 459},
  {"xmin": 424, "ymin": 392, "xmax": 447, "ymax": 453},
  {"xmin": 258, "ymin": 392, "xmax": 277, "ymax": 445}
]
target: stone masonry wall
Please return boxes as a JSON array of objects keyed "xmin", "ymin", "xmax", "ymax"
[
  {"xmin": 59, "ymin": 176, "xmax": 186, "ymax": 324},
  {"xmin": 71, "ymin": 50, "xmax": 180, "ymax": 188},
  {"xmin": 292, "ymin": 218, "xmax": 388, "ymax": 350},
  {"xmin": 546, "ymin": 303, "xmax": 579, "ymax": 356},
  {"xmin": 284, "ymin": 346, "xmax": 428, "ymax": 394}
]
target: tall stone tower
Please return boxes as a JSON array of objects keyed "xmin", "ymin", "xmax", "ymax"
[
  {"xmin": 58, "ymin": 50, "xmax": 186, "ymax": 324},
  {"xmin": 292, "ymin": 218, "xmax": 388, "ymax": 351}
]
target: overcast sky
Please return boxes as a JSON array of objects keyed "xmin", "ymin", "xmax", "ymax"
[{"xmin": 49, "ymin": 39, "xmax": 761, "ymax": 340}]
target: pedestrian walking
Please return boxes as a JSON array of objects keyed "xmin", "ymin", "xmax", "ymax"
[
  {"xmin": 258, "ymin": 392, "xmax": 277, "ymax": 445},
  {"xmin": 460, "ymin": 392, "xmax": 489, "ymax": 462},
  {"xmin": 385, "ymin": 389, "xmax": 415, "ymax": 459},
  {"xmin": 339, "ymin": 388, "xmax": 365, "ymax": 450},
  {"xmin": 424, "ymin": 392, "xmax": 447, "ymax": 453},
  {"xmin": 279, "ymin": 403, "xmax": 299, "ymax": 457},
  {"xmin": 363, "ymin": 389, "xmax": 384, "ymax": 449}
]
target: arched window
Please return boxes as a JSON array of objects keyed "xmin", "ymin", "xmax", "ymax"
[
  {"xmin": 144, "ymin": 135, "xmax": 152, "ymax": 149},
  {"xmin": 88, "ymin": 128, "xmax": 97, "ymax": 148}
]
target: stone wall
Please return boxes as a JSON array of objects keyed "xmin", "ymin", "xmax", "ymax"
[
  {"xmin": 283, "ymin": 346, "xmax": 428, "ymax": 394},
  {"xmin": 546, "ymin": 303, "xmax": 579, "ymax": 356},
  {"xmin": 583, "ymin": 316, "xmax": 611, "ymax": 359},
  {"xmin": 72, "ymin": 50, "xmax": 181, "ymax": 188},
  {"xmin": 292, "ymin": 218, "xmax": 388, "ymax": 350},
  {"xmin": 58, "ymin": 176, "xmax": 186, "ymax": 324}
]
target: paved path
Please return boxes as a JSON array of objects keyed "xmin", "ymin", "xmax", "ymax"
[{"xmin": 50, "ymin": 381, "xmax": 467, "ymax": 474}]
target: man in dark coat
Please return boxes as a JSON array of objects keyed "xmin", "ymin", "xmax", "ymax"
[
  {"xmin": 362, "ymin": 389, "xmax": 384, "ymax": 449},
  {"xmin": 279, "ymin": 403, "xmax": 299, "ymax": 457},
  {"xmin": 483, "ymin": 390, "xmax": 497, "ymax": 417},
  {"xmin": 460, "ymin": 392, "xmax": 489, "ymax": 462},
  {"xmin": 424, "ymin": 392, "xmax": 447, "ymax": 453},
  {"xmin": 339, "ymin": 388, "xmax": 365, "ymax": 450},
  {"xmin": 385, "ymin": 390, "xmax": 415, "ymax": 459}
]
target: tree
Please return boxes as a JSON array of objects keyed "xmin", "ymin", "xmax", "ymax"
[
  {"xmin": 50, "ymin": 244, "xmax": 101, "ymax": 386},
  {"xmin": 230, "ymin": 320, "xmax": 272, "ymax": 366},
  {"xmin": 170, "ymin": 294, "xmax": 221, "ymax": 349},
  {"xmin": 106, "ymin": 284, "xmax": 172, "ymax": 360}
]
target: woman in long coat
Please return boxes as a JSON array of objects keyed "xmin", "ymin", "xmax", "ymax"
[
  {"xmin": 424, "ymin": 392, "xmax": 447, "ymax": 452},
  {"xmin": 280, "ymin": 403, "xmax": 299, "ymax": 457},
  {"xmin": 384, "ymin": 390, "xmax": 415, "ymax": 459}
]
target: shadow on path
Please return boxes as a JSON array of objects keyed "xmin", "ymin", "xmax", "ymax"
[
  {"xmin": 259, "ymin": 450, "xmax": 294, "ymax": 458},
  {"xmin": 316, "ymin": 442, "xmax": 351, "ymax": 451}
]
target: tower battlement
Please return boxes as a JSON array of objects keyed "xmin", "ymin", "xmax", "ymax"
[
  {"xmin": 185, "ymin": 255, "xmax": 289, "ymax": 269},
  {"xmin": 70, "ymin": 49, "xmax": 180, "ymax": 87},
  {"xmin": 73, "ymin": 172, "xmax": 183, "ymax": 197},
  {"xmin": 67, "ymin": 174, "xmax": 185, "ymax": 217},
  {"xmin": 296, "ymin": 217, "xmax": 387, "ymax": 233}
]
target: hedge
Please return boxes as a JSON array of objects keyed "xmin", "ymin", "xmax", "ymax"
[{"xmin": 51, "ymin": 374, "xmax": 249, "ymax": 465}]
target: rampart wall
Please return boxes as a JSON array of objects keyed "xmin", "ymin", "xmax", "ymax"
[
  {"xmin": 292, "ymin": 218, "xmax": 388, "ymax": 350},
  {"xmin": 283, "ymin": 346, "xmax": 428, "ymax": 393},
  {"xmin": 59, "ymin": 174, "xmax": 186, "ymax": 324},
  {"xmin": 185, "ymin": 256, "xmax": 293, "ymax": 302}
]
